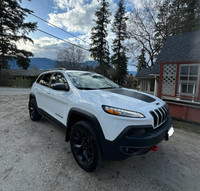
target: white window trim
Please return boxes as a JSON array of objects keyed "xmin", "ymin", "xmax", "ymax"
[{"xmin": 178, "ymin": 64, "xmax": 200, "ymax": 96}]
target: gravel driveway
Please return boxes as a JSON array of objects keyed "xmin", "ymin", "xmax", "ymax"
[{"xmin": 0, "ymin": 87, "xmax": 200, "ymax": 191}]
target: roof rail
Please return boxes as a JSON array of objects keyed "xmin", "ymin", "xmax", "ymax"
[{"xmin": 45, "ymin": 68, "xmax": 66, "ymax": 71}]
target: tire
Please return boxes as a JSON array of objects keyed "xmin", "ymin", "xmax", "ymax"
[
  {"xmin": 29, "ymin": 98, "xmax": 42, "ymax": 121},
  {"xmin": 70, "ymin": 121, "xmax": 101, "ymax": 172}
]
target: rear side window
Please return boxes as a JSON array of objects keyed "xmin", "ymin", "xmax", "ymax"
[{"xmin": 37, "ymin": 73, "xmax": 52, "ymax": 87}]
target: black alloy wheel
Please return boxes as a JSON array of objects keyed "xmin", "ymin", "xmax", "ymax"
[{"xmin": 70, "ymin": 121, "xmax": 101, "ymax": 172}]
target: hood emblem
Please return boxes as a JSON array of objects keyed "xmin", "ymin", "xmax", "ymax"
[{"xmin": 156, "ymin": 102, "xmax": 160, "ymax": 105}]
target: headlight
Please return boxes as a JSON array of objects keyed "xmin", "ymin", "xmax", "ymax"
[{"xmin": 102, "ymin": 105, "xmax": 145, "ymax": 118}]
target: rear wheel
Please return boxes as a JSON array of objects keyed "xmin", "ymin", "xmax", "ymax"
[
  {"xmin": 70, "ymin": 121, "xmax": 101, "ymax": 172},
  {"xmin": 29, "ymin": 98, "xmax": 42, "ymax": 121}
]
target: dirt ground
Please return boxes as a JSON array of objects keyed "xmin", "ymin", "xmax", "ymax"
[{"xmin": 0, "ymin": 87, "xmax": 200, "ymax": 191}]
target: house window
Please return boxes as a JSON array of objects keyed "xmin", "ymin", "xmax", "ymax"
[{"xmin": 178, "ymin": 64, "xmax": 199, "ymax": 96}]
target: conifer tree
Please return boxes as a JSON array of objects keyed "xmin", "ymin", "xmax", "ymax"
[
  {"xmin": 90, "ymin": 0, "xmax": 111, "ymax": 77},
  {"xmin": 0, "ymin": 0, "xmax": 37, "ymax": 69},
  {"xmin": 137, "ymin": 49, "xmax": 147, "ymax": 71},
  {"xmin": 111, "ymin": 0, "xmax": 128, "ymax": 85},
  {"xmin": 155, "ymin": 0, "xmax": 200, "ymax": 49}
]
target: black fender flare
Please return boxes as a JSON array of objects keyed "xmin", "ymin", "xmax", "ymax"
[
  {"xmin": 29, "ymin": 93, "xmax": 35, "ymax": 101},
  {"xmin": 66, "ymin": 108, "xmax": 107, "ymax": 155}
]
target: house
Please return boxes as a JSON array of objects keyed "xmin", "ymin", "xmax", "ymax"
[
  {"xmin": 136, "ymin": 31, "xmax": 200, "ymax": 123},
  {"xmin": 135, "ymin": 64, "xmax": 160, "ymax": 96},
  {"xmin": 0, "ymin": 69, "xmax": 42, "ymax": 87}
]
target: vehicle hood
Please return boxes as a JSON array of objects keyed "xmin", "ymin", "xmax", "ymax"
[{"xmin": 78, "ymin": 88, "xmax": 165, "ymax": 112}]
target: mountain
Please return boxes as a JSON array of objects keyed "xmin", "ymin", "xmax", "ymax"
[
  {"xmin": 128, "ymin": 71, "xmax": 137, "ymax": 76},
  {"xmin": 8, "ymin": 58, "xmax": 98, "ymax": 70},
  {"xmin": 8, "ymin": 58, "xmax": 136, "ymax": 74},
  {"xmin": 29, "ymin": 58, "xmax": 56, "ymax": 70},
  {"xmin": 83, "ymin": 60, "xmax": 98, "ymax": 68}
]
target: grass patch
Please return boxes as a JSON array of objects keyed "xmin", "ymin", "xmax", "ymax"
[{"xmin": 172, "ymin": 118, "xmax": 200, "ymax": 135}]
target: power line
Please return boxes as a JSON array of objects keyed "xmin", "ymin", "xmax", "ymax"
[
  {"xmin": 31, "ymin": 13, "xmax": 90, "ymax": 45},
  {"xmin": 37, "ymin": 28, "xmax": 89, "ymax": 51}
]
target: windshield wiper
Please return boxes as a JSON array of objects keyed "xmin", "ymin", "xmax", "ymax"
[{"xmin": 77, "ymin": 87, "xmax": 98, "ymax": 90}]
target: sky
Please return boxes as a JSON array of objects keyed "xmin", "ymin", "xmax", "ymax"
[{"xmin": 18, "ymin": 0, "xmax": 143, "ymax": 71}]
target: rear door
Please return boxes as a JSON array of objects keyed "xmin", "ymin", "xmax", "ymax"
[{"xmin": 35, "ymin": 72, "xmax": 53, "ymax": 113}]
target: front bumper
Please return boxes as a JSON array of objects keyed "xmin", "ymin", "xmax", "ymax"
[{"xmin": 101, "ymin": 115, "xmax": 173, "ymax": 160}]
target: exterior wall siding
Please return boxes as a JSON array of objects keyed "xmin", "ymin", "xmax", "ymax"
[{"xmin": 167, "ymin": 102, "xmax": 200, "ymax": 123}]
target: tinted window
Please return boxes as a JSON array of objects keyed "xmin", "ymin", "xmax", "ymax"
[
  {"xmin": 50, "ymin": 73, "xmax": 68, "ymax": 88},
  {"xmin": 38, "ymin": 73, "xmax": 52, "ymax": 87}
]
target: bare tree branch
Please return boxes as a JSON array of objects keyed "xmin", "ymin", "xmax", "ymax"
[
  {"xmin": 127, "ymin": 0, "xmax": 161, "ymax": 67},
  {"xmin": 56, "ymin": 45, "xmax": 86, "ymax": 70}
]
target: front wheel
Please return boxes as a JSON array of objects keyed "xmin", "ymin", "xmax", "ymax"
[{"xmin": 70, "ymin": 121, "xmax": 101, "ymax": 172}]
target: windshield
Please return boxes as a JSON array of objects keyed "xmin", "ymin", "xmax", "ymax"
[{"xmin": 67, "ymin": 71, "xmax": 120, "ymax": 90}]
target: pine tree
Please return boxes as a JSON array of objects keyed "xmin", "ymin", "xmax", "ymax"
[
  {"xmin": 0, "ymin": 0, "xmax": 37, "ymax": 69},
  {"xmin": 137, "ymin": 49, "xmax": 147, "ymax": 71},
  {"xmin": 90, "ymin": 0, "xmax": 111, "ymax": 77},
  {"xmin": 111, "ymin": 0, "xmax": 128, "ymax": 85},
  {"xmin": 16, "ymin": 56, "xmax": 30, "ymax": 70},
  {"xmin": 180, "ymin": 0, "xmax": 200, "ymax": 33},
  {"xmin": 155, "ymin": 0, "xmax": 200, "ymax": 48}
]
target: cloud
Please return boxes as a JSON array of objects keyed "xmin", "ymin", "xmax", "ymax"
[
  {"xmin": 48, "ymin": 0, "xmax": 119, "ymax": 52},
  {"xmin": 17, "ymin": 0, "xmax": 140, "ymax": 71},
  {"xmin": 49, "ymin": 0, "xmax": 100, "ymax": 33},
  {"xmin": 17, "ymin": 37, "xmax": 68, "ymax": 59},
  {"xmin": 53, "ymin": 0, "xmax": 92, "ymax": 10},
  {"xmin": 16, "ymin": 36, "xmax": 91, "ymax": 60},
  {"xmin": 127, "ymin": 0, "xmax": 143, "ymax": 9},
  {"xmin": 49, "ymin": 0, "xmax": 118, "ymax": 33}
]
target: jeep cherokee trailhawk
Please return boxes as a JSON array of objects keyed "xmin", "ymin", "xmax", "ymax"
[{"xmin": 29, "ymin": 69, "xmax": 174, "ymax": 172}]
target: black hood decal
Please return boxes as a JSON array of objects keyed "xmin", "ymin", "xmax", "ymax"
[{"xmin": 103, "ymin": 88, "xmax": 156, "ymax": 103}]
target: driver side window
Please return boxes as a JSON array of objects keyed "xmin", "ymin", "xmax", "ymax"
[{"xmin": 50, "ymin": 73, "xmax": 68, "ymax": 87}]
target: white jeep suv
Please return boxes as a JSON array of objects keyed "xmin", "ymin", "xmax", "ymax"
[{"xmin": 29, "ymin": 68, "xmax": 174, "ymax": 172}]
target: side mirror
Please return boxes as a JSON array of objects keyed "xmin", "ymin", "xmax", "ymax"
[{"xmin": 51, "ymin": 83, "xmax": 69, "ymax": 91}]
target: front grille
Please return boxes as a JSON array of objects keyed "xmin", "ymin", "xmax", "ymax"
[{"xmin": 150, "ymin": 104, "xmax": 169, "ymax": 128}]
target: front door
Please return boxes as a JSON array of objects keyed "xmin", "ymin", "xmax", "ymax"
[{"xmin": 48, "ymin": 72, "xmax": 70, "ymax": 125}]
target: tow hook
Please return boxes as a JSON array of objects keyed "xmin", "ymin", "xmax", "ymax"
[{"xmin": 151, "ymin": 146, "xmax": 158, "ymax": 151}]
